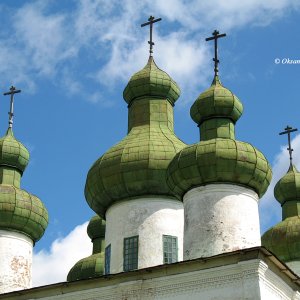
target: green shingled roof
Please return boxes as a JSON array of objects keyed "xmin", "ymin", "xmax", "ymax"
[
  {"xmin": 274, "ymin": 165, "xmax": 300, "ymax": 205},
  {"xmin": 0, "ymin": 128, "xmax": 48, "ymax": 242},
  {"xmin": 262, "ymin": 216, "xmax": 300, "ymax": 262},
  {"xmin": 123, "ymin": 56, "xmax": 181, "ymax": 105},
  {"xmin": 190, "ymin": 76, "xmax": 243, "ymax": 125},
  {"xmin": 67, "ymin": 215, "xmax": 105, "ymax": 281},
  {"xmin": 167, "ymin": 138, "xmax": 272, "ymax": 198},
  {"xmin": 0, "ymin": 128, "xmax": 29, "ymax": 174},
  {"xmin": 262, "ymin": 164, "xmax": 300, "ymax": 262},
  {"xmin": 85, "ymin": 58, "xmax": 186, "ymax": 218},
  {"xmin": 166, "ymin": 75, "xmax": 272, "ymax": 199}
]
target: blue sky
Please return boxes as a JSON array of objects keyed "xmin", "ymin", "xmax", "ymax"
[{"xmin": 0, "ymin": 0, "xmax": 300, "ymax": 286}]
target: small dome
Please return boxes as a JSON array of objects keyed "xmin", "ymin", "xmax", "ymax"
[
  {"xmin": 274, "ymin": 165, "xmax": 300, "ymax": 205},
  {"xmin": 87, "ymin": 215, "xmax": 105, "ymax": 240},
  {"xmin": 190, "ymin": 76, "xmax": 243, "ymax": 125},
  {"xmin": 123, "ymin": 56, "xmax": 180, "ymax": 105},
  {"xmin": 262, "ymin": 216, "xmax": 300, "ymax": 262},
  {"xmin": 167, "ymin": 138, "xmax": 272, "ymax": 198},
  {"xmin": 0, "ymin": 128, "xmax": 29, "ymax": 173},
  {"xmin": 67, "ymin": 253, "xmax": 104, "ymax": 281},
  {"xmin": 0, "ymin": 185, "xmax": 48, "ymax": 242}
]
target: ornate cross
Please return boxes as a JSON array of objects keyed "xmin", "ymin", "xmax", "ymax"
[
  {"xmin": 205, "ymin": 30, "xmax": 226, "ymax": 76},
  {"xmin": 3, "ymin": 86, "xmax": 21, "ymax": 129},
  {"xmin": 141, "ymin": 15, "xmax": 162, "ymax": 56},
  {"xmin": 279, "ymin": 125, "xmax": 298, "ymax": 167}
]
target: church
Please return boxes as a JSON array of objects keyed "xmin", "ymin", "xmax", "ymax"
[{"xmin": 0, "ymin": 16, "xmax": 299, "ymax": 300}]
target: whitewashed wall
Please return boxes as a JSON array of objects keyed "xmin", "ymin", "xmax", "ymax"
[
  {"xmin": 183, "ymin": 184, "xmax": 261, "ymax": 260},
  {"xmin": 0, "ymin": 230, "xmax": 33, "ymax": 294},
  {"xmin": 105, "ymin": 197, "xmax": 183, "ymax": 273}
]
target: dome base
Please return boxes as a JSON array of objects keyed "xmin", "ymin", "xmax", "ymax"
[
  {"xmin": 105, "ymin": 197, "xmax": 183, "ymax": 274},
  {"xmin": 183, "ymin": 184, "xmax": 260, "ymax": 260},
  {"xmin": 0, "ymin": 229, "xmax": 33, "ymax": 293}
]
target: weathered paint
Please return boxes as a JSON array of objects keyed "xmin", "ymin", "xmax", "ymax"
[
  {"xmin": 183, "ymin": 184, "xmax": 260, "ymax": 260},
  {"xmin": 0, "ymin": 230, "xmax": 33, "ymax": 294},
  {"xmin": 105, "ymin": 197, "xmax": 183, "ymax": 274}
]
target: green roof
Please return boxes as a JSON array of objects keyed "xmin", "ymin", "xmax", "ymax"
[
  {"xmin": 167, "ymin": 138, "xmax": 272, "ymax": 198},
  {"xmin": 262, "ymin": 164, "xmax": 300, "ymax": 262},
  {"xmin": 274, "ymin": 164, "xmax": 300, "ymax": 205},
  {"xmin": 0, "ymin": 128, "xmax": 48, "ymax": 242},
  {"xmin": 87, "ymin": 215, "xmax": 105, "ymax": 240},
  {"xmin": 123, "ymin": 56, "xmax": 181, "ymax": 105},
  {"xmin": 85, "ymin": 58, "xmax": 186, "ymax": 218},
  {"xmin": 67, "ymin": 215, "xmax": 105, "ymax": 281},
  {"xmin": 190, "ymin": 76, "xmax": 243, "ymax": 125},
  {"xmin": 0, "ymin": 128, "xmax": 29, "ymax": 174},
  {"xmin": 262, "ymin": 216, "xmax": 300, "ymax": 262}
]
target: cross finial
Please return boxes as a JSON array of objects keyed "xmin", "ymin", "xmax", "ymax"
[
  {"xmin": 141, "ymin": 15, "xmax": 162, "ymax": 56},
  {"xmin": 205, "ymin": 30, "xmax": 226, "ymax": 76},
  {"xmin": 3, "ymin": 86, "xmax": 21, "ymax": 129},
  {"xmin": 279, "ymin": 125, "xmax": 298, "ymax": 168}
]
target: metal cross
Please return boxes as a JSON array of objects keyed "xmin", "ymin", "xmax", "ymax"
[
  {"xmin": 205, "ymin": 30, "xmax": 226, "ymax": 76},
  {"xmin": 141, "ymin": 15, "xmax": 162, "ymax": 56},
  {"xmin": 279, "ymin": 125, "xmax": 298, "ymax": 167},
  {"xmin": 3, "ymin": 86, "xmax": 21, "ymax": 129}
]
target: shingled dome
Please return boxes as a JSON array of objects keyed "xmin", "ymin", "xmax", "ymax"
[
  {"xmin": 85, "ymin": 57, "xmax": 186, "ymax": 218},
  {"xmin": 0, "ymin": 128, "xmax": 48, "ymax": 242},
  {"xmin": 167, "ymin": 75, "xmax": 272, "ymax": 199},
  {"xmin": 123, "ymin": 56, "xmax": 181, "ymax": 105}
]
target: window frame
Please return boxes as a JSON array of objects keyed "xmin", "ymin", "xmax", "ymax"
[
  {"xmin": 123, "ymin": 235, "xmax": 139, "ymax": 271},
  {"xmin": 163, "ymin": 235, "xmax": 178, "ymax": 264},
  {"xmin": 105, "ymin": 244, "xmax": 111, "ymax": 274}
]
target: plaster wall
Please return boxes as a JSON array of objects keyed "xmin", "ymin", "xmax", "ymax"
[
  {"xmin": 0, "ymin": 229, "xmax": 33, "ymax": 294},
  {"xmin": 105, "ymin": 197, "xmax": 183, "ymax": 274},
  {"xmin": 183, "ymin": 184, "xmax": 261, "ymax": 260}
]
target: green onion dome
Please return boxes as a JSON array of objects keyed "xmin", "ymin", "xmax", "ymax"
[
  {"xmin": 0, "ymin": 128, "xmax": 29, "ymax": 174},
  {"xmin": 0, "ymin": 128, "xmax": 48, "ymax": 242},
  {"xmin": 67, "ymin": 215, "xmax": 105, "ymax": 281},
  {"xmin": 87, "ymin": 215, "xmax": 106, "ymax": 240},
  {"xmin": 190, "ymin": 76, "xmax": 243, "ymax": 126},
  {"xmin": 262, "ymin": 165, "xmax": 300, "ymax": 262},
  {"xmin": 167, "ymin": 75, "xmax": 272, "ymax": 199},
  {"xmin": 123, "ymin": 56, "xmax": 181, "ymax": 105},
  {"xmin": 274, "ymin": 165, "xmax": 300, "ymax": 205},
  {"xmin": 85, "ymin": 57, "xmax": 186, "ymax": 218}
]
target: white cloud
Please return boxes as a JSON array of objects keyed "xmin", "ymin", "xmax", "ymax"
[
  {"xmin": 259, "ymin": 133, "xmax": 300, "ymax": 233},
  {"xmin": 0, "ymin": 0, "xmax": 298, "ymax": 103},
  {"xmin": 32, "ymin": 221, "xmax": 91, "ymax": 287}
]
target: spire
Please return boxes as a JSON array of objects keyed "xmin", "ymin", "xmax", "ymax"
[
  {"xmin": 205, "ymin": 30, "xmax": 226, "ymax": 77},
  {"xmin": 141, "ymin": 15, "xmax": 162, "ymax": 57},
  {"xmin": 279, "ymin": 125, "xmax": 298, "ymax": 168},
  {"xmin": 3, "ymin": 85, "xmax": 21, "ymax": 130}
]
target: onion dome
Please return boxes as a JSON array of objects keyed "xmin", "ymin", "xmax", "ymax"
[
  {"xmin": 274, "ymin": 165, "xmax": 300, "ymax": 205},
  {"xmin": 85, "ymin": 57, "xmax": 186, "ymax": 218},
  {"xmin": 67, "ymin": 215, "xmax": 105, "ymax": 281},
  {"xmin": 190, "ymin": 76, "xmax": 243, "ymax": 126},
  {"xmin": 0, "ymin": 128, "xmax": 29, "ymax": 173},
  {"xmin": 0, "ymin": 128, "xmax": 48, "ymax": 242},
  {"xmin": 167, "ymin": 75, "xmax": 272, "ymax": 199},
  {"xmin": 123, "ymin": 56, "xmax": 180, "ymax": 105},
  {"xmin": 262, "ymin": 165, "xmax": 300, "ymax": 262}
]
